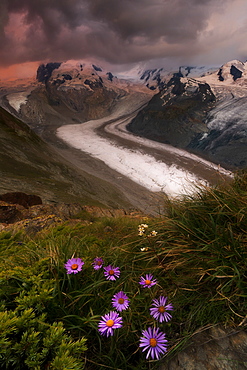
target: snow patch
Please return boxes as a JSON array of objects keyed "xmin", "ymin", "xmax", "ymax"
[{"xmin": 7, "ymin": 91, "xmax": 29, "ymax": 112}]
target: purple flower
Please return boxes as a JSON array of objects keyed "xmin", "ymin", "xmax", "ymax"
[
  {"xmin": 98, "ymin": 311, "xmax": 123, "ymax": 337},
  {"xmin": 139, "ymin": 274, "xmax": 157, "ymax": 288},
  {"xmin": 139, "ymin": 327, "xmax": 168, "ymax": 360},
  {"xmin": 112, "ymin": 291, "xmax": 130, "ymax": 312},
  {"xmin": 92, "ymin": 257, "xmax": 104, "ymax": 270},
  {"xmin": 150, "ymin": 296, "xmax": 173, "ymax": 323},
  {"xmin": 64, "ymin": 257, "xmax": 84, "ymax": 274},
  {"xmin": 104, "ymin": 265, "xmax": 120, "ymax": 281}
]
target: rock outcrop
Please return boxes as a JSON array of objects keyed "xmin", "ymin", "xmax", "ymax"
[
  {"xmin": 0, "ymin": 192, "xmax": 42, "ymax": 208},
  {"xmin": 0, "ymin": 204, "xmax": 24, "ymax": 224},
  {"xmin": 0, "ymin": 196, "xmax": 143, "ymax": 233},
  {"xmin": 127, "ymin": 76, "xmax": 216, "ymax": 148},
  {"xmin": 161, "ymin": 325, "xmax": 247, "ymax": 370}
]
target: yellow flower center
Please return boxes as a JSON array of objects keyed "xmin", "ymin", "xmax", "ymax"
[
  {"xmin": 109, "ymin": 270, "xmax": 115, "ymax": 275},
  {"xmin": 96, "ymin": 261, "xmax": 102, "ymax": 265},
  {"xmin": 106, "ymin": 319, "xmax": 114, "ymax": 327},
  {"xmin": 145, "ymin": 279, "xmax": 151, "ymax": 285},
  {"xmin": 150, "ymin": 338, "xmax": 157, "ymax": 347},
  {"xmin": 118, "ymin": 298, "xmax": 125, "ymax": 304},
  {"xmin": 158, "ymin": 305, "xmax": 165, "ymax": 313},
  {"xmin": 71, "ymin": 264, "xmax": 78, "ymax": 270}
]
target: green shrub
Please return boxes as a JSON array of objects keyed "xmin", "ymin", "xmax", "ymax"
[{"xmin": 0, "ymin": 266, "xmax": 87, "ymax": 369}]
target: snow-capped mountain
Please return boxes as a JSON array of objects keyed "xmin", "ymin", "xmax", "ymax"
[
  {"xmin": 203, "ymin": 59, "xmax": 247, "ymax": 85},
  {"xmin": 138, "ymin": 60, "xmax": 247, "ymax": 91},
  {"xmin": 36, "ymin": 60, "xmax": 152, "ymax": 94},
  {"xmin": 2, "ymin": 60, "xmax": 152, "ymax": 138},
  {"xmin": 138, "ymin": 65, "xmax": 219, "ymax": 90},
  {"xmin": 37, "ymin": 60, "xmax": 119, "ymax": 87},
  {"xmin": 128, "ymin": 59, "xmax": 247, "ymax": 169}
]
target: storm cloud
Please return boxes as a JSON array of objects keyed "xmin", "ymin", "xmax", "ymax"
[{"xmin": 1, "ymin": 0, "xmax": 247, "ymax": 70}]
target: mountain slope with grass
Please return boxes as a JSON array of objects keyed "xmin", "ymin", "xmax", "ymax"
[
  {"xmin": 0, "ymin": 171, "xmax": 246, "ymax": 369},
  {"xmin": 0, "ymin": 106, "xmax": 133, "ymax": 209}
]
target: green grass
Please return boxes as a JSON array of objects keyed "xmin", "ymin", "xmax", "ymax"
[{"xmin": 0, "ymin": 171, "xmax": 247, "ymax": 369}]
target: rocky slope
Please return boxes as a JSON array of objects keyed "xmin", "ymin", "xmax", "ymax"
[
  {"xmin": 0, "ymin": 105, "xmax": 133, "ymax": 209},
  {"xmin": 128, "ymin": 60, "xmax": 247, "ymax": 170},
  {"xmin": 127, "ymin": 76, "xmax": 216, "ymax": 150},
  {"xmin": 3, "ymin": 61, "xmax": 136, "ymax": 139},
  {"xmin": 0, "ymin": 191, "xmax": 144, "ymax": 236}
]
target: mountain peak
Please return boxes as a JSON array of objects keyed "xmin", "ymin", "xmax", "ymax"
[
  {"xmin": 216, "ymin": 59, "xmax": 247, "ymax": 83},
  {"xmin": 36, "ymin": 60, "xmax": 116, "ymax": 85}
]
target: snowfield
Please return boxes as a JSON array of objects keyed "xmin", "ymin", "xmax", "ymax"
[{"xmin": 6, "ymin": 91, "xmax": 29, "ymax": 112}]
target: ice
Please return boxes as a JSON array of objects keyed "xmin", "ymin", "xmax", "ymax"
[
  {"xmin": 57, "ymin": 99, "xmax": 231, "ymax": 198},
  {"xmin": 57, "ymin": 121, "xmax": 200, "ymax": 195}
]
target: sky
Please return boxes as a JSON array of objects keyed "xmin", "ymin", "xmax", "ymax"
[{"xmin": 1, "ymin": 0, "xmax": 247, "ymax": 79}]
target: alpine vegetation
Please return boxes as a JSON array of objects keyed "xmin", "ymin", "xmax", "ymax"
[
  {"xmin": 63, "ymin": 253, "xmax": 173, "ymax": 363},
  {"xmin": 0, "ymin": 171, "xmax": 247, "ymax": 369}
]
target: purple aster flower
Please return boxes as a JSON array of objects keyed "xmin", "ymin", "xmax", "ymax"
[
  {"xmin": 139, "ymin": 327, "xmax": 168, "ymax": 360},
  {"xmin": 112, "ymin": 291, "xmax": 130, "ymax": 312},
  {"xmin": 92, "ymin": 257, "xmax": 104, "ymax": 270},
  {"xmin": 139, "ymin": 274, "xmax": 157, "ymax": 288},
  {"xmin": 64, "ymin": 257, "xmax": 84, "ymax": 274},
  {"xmin": 150, "ymin": 296, "xmax": 173, "ymax": 323},
  {"xmin": 98, "ymin": 311, "xmax": 123, "ymax": 337},
  {"xmin": 104, "ymin": 265, "xmax": 120, "ymax": 281}
]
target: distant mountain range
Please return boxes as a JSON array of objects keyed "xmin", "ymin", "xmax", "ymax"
[{"xmin": 138, "ymin": 59, "xmax": 247, "ymax": 90}]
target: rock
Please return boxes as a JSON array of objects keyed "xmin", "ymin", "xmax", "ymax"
[
  {"xmin": 82, "ymin": 206, "xmax": 129, "ymax": 218},
  {"xmin": 127, "ymin": 76, "xmax": 215, "ymax": 149},
  {"xmin": 0, "ymin": 192, "xmax": 42, "ymax": 209},
  {"xmin": 161, "ymin": 325, "xmax": 247, "ymax": 370},
  {"xmin": 104, "ymin": 226, "xmax": 113, "ymax": 233},
  {"xmin": 0, "ymin": 203, "xmax": 24, "ymax": 224},
  {"xmin": 36, "ymin": 62, "xmax": 62, "ymax": 83},
  {"xmin": 22, "ymin": 203, "xmax": 85, "ymax": 220},
  {"xmin": 0, "ymin": 202, "xmax": 144, "ymax": 233}
]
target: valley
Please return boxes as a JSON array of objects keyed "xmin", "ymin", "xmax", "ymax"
[
  {"xmin": 1, "ymin": 59, "xmax": 246, "ymax": 214},
  {"xmin": 56, "ymin": 91, "xmax": 232, "ymax": 196}
]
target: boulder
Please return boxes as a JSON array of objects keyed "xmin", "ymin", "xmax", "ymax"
[
  {"xmin": 0, "ymin": 192, "xmax": 42, "ymax": 208},
  {"xmin": 161, "ymin": 325, "xmax": 247, "ymax": 370},
  {"xmin": 0, "ymin": 203, "xmax": 24, "ymax": 224}
]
